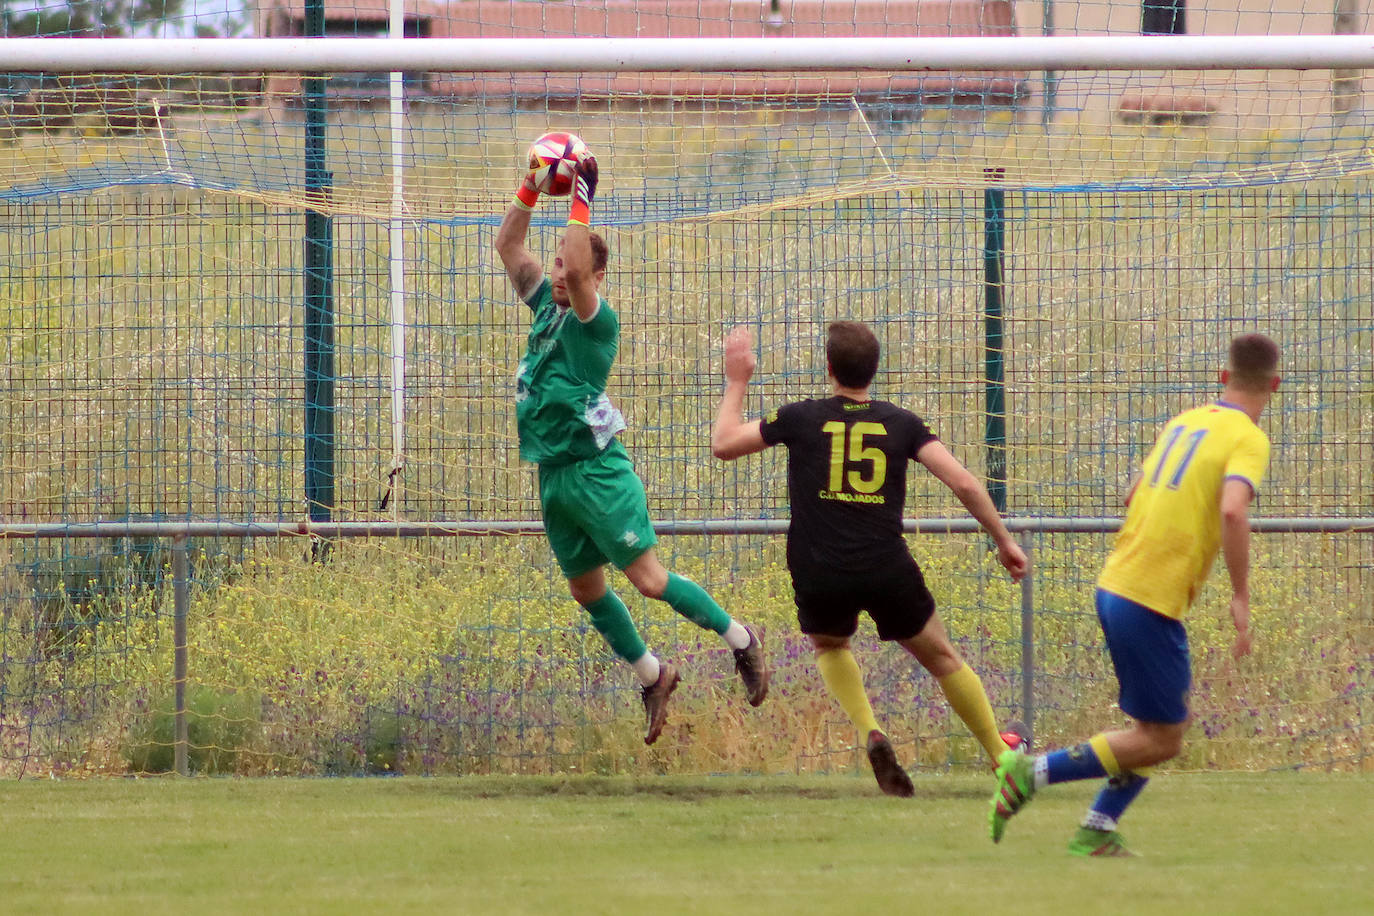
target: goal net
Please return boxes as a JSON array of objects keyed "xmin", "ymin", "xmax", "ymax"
[{"xmin": 0, "ymin": 1, "xmax": 1370, "ymax": 776}]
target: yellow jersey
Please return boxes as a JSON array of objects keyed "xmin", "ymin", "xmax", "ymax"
[{"xmin": 1097, "ymin": 401, "xmax": 1270, "ymax": 620}]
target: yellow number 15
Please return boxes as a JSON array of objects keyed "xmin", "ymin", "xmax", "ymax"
[{"xmin": 821, "ymin": 421, "xmax": 888, "ymax": 493}]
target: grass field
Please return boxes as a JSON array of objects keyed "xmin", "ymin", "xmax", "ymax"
[{"xmin": 1, "ymin": 773, "xmax": 1371, "ymax": 914}]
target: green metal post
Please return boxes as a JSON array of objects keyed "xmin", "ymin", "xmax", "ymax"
[
  {"xmin": 1042, "ymin": 0, "xmax": 1057, "ymax": 125},
  {"xmin": 172, "ymin": 535, "xmax": 189, "ymax": 777},
  {"xmin": 1019, "ymin": 530, "xmax": 1035, "ymax": 744},
  {"xmin": 303, "ymin": 0, "xmax": 335, "ymax": 558},
  {"xmin": 983, "ymin": 168, "xmax": 1008, "ymax": 515}
]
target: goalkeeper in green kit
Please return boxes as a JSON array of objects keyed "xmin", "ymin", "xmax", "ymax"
[{"xmin": 494, "ymin": 142, "xmax": 769, "ymax": 745}]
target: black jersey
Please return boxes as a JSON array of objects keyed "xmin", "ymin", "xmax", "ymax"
[{"xmin": 758, "ymin": 396, "xmax": 938, "ymax": 573}]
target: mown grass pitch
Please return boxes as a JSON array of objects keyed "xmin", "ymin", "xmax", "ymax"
[{"xmin": 1, "ymin": 772, "xmax": 1369, "ymax": 914}]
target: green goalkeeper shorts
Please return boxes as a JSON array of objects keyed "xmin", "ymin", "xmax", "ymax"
[{"xmin": 538, "ymin": 438, "xmax": 658, "ymax": 579}]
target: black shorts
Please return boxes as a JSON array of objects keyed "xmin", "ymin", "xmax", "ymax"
[{"xmin": 791, "ymin": 554, "xmax": 937, "ymax": 642}]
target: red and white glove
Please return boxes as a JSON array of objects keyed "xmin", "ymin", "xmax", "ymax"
[{"xmin": 568, "ymin": 155, "xmax": 598, "ymax": 226}]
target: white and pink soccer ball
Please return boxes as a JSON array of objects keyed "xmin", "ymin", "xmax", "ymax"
[{"xmin": 526, "ymin": 131, "xmax": 591, "ymax": 197}]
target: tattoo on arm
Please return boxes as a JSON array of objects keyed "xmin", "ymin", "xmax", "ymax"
[{"xmin": 509, "ymin": 261, "xmax": 543, "ymax": 300}]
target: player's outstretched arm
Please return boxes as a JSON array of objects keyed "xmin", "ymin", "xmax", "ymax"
[
  {"xmin": 711, "ymin": 326, "xmax": 769, "ymax": 460},
  {"xmin": 1220, "ymin": 477, "xmax": 1255, "ymax": 659},
  {"xmin": 561, "ymin": 155, "xmax": 601, "ymax": 323},
  {"xmin": 495, "ymin": 169, "xmax": 544, "ymax": 300},
  {"xmin": 916, "ymin": 440, "xmax": 1028, "ymax": 582}
]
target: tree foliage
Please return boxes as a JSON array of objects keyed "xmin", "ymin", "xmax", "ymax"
[{"xmin": 3, "ymin": 0, "xmax": 190, "ymax": 37}]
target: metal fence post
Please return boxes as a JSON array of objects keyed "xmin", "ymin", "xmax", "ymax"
[
  {"xmin": 172, "ymin": 534, "xmax": 189, "ymax": 777},
  {"xmin": 1019, "ymin": 529, "xmax": 1035, "ymax": 745},
  {"xmin": 983, "ymin": 168, "xmax": 1008, "ymax": 515}
]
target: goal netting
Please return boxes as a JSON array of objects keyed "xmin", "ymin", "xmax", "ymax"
[{"xmin": 1, "ymin": 2, "xmax": 1371, "ymax": 776}]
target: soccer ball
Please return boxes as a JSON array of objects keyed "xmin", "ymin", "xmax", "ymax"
[{"xmin": 526, "ymin": 131, "xmax": 590, "ymax": 197}]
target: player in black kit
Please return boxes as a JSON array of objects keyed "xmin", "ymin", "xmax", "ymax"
[{"xmin": 711, "ymin": 321, "xmax": 1029, "ymax": 796}]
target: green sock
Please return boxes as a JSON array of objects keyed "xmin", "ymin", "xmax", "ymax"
[
  {"xmin": 816, "ymin": 648, "xmax": 882, "ymax": 735},
  {"xmin": 582, "ymin": 590, "xmax": 647, "ymax": 663},
  {"xmin": 660, "ymin": 573, "xmax": 731, "ymax": 634}
]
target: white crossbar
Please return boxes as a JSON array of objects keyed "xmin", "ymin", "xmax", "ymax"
[{"xmin": 2, "ymin": 35, "xmax": 1373, "ymax": 74}]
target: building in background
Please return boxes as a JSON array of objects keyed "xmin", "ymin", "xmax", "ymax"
[
  {"xmin": 255, "ymin": 0, "xmax": 1028, "ymax": 114},
  {"xmin": 251, "ymin": 0, "xmax": 1364, "ymax": 124}
]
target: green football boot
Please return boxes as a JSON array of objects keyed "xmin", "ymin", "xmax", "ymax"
[
  {"xmin": 1067, "ymin": 826, "xmax": 1137, "ymax": 857},
  {"xmin": 988, "ymin": 748, "xmax": 1036, "ymax": 843}
]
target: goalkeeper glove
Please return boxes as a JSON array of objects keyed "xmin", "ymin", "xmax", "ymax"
[
  {"xmin": 513, "ymin": 171, "xmax": 540, "ymax": 211},
  {"xmin": 568, "ymin": 155, "xmax": 598, "ymax": 227}
]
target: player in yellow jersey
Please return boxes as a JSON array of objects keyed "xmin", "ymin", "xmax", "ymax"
[{"xmin": 987, "ymin": 333, "xmax": 1280, "ymax": 856}]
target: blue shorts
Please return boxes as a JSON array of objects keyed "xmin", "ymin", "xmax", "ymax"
[{"xmin": 1095, "ymin": 589, "xmax": 1191, "ymax": 725}]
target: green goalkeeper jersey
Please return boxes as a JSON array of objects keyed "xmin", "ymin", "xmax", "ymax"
[{"xmin": 515, "ymin": 278, "xmax": 627, "ymax": 465}]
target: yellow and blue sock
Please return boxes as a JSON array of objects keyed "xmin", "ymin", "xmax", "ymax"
[
  {"xmin": 1083, "ymin": 770, "xmax": 1151, "ymax": 832},
  {"xmin": 1042, "ymin": 733, "xmax": 1121, "ymax": 786}
]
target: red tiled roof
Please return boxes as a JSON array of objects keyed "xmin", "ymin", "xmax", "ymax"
[{"xmin": 264, "ymin": 0, "xmax": 1026, "ymax": 104}]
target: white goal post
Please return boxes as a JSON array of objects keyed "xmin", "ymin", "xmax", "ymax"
[{"xmin": 2, "ymin": 35, "xmax": 1374, "ymax": 74}]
